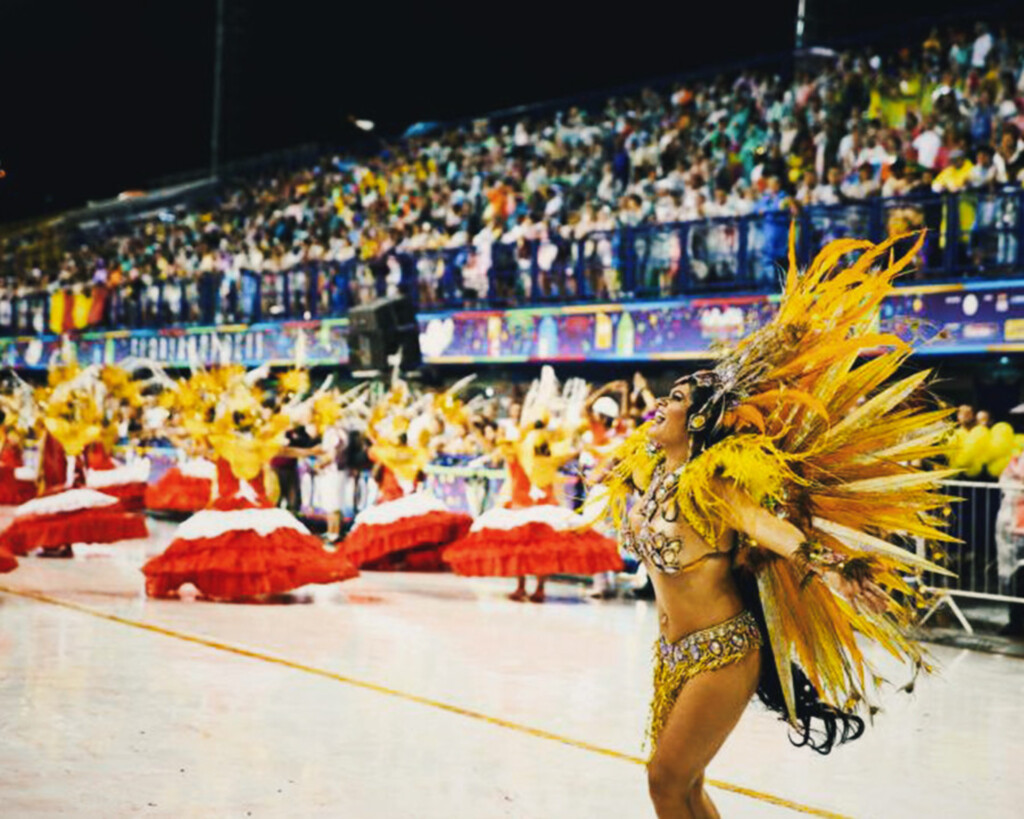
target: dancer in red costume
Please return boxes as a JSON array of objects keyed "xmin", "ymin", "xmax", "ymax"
[
  {"xmin": 145, "ymin": 390, "xmax": 219, "ymax": 515},
  {"xmin": 83, "ymin": 438, "xmax": 151, "ymax": 512},
  {"xmin": 144, "ymin": 417, "xmax": 215, "ymax": 516},
  {"xmin": 39, "ymin": 424, "xmax": 70, "ymax": 492},
  {"xmin": 580, "ymin": 388, "xmax": 630, "ymax": 599},
  {"xmin": 344, "ymin": 387, "xmax": 472, "ymax": 571},
  {"xmin": 0, "ymin": 400, "xmax": 23, "ymax": 565},
  {"xmin": 80, "ymin": 367, "xmax": 156, "ymax": 511},
  {"xmin": 142, "ymin": 376, "xmax": 358, "ymax": 601},
  {"xmin": 0, "ymin": 369, "xmax": 149, "ymax": 557},
  {"xmin": 0, "ymin": 418, "xmax": 37, "ymax": 506},
  {"xmin": 444, "ymin": 369, "xmax": 622, "ymax": 602}
]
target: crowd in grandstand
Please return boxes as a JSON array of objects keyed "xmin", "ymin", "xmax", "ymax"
[{"xmin": 3, "ymin": 20, "xmax": 1024, "ymax": 327}]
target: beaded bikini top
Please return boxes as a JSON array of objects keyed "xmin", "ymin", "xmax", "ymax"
[{"xmin": 621, "ymin": 460, "xmax": 730, "ymax": 576}]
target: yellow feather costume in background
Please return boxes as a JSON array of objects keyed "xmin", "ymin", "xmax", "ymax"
[
  {"xmin": 597, "ymin": 231, "xmax": 957, "ymax": 730},
  {"xmin": 43, "ymin": 396, "xmax": 103, "ymax": 457}
]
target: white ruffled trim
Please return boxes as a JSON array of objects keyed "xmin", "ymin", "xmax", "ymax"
[
  {"xmin": 352, "ymin": 491, "xmax": 448, "ymax": 528},
  {"xmin": 174, "ymin": 506, "xmax": 311, "ymax": 541},
  {"xmin": 14, "ymin": 466, "xmax": 37, "ymax": 482},
  {"xmin": 16, "ymin": 488, "xmax": 118, "ymax": 518},
  {"xmin": 468, "ymin": 504, "xmax": 584, "ymax": 533},
  {"xmin": 179, "ymin": 458, "xmax": 216, "ymax": 480},
  {"xmin": 86, "ymin": 460, "xmax": 151, "ymax": 488}
]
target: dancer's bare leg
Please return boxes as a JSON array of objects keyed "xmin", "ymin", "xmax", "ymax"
[
  {"xmin": 647, "ymin": 650, "xmax": 760, "ymax": 818},
  {"xmin": 509, "ymin": 576, "xmax": 528, "ymax": 602},
  {"xmin": 326, "ymin": 511, "xmax": 341, "ymax": 542},
  {"xmin": 529, "ymin": 575, "xmax": 547, "ymax": 603}
]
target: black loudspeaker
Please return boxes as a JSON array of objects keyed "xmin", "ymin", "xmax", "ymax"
[{"xmin": 347, "ymin": 295, "xmax": 422, "ymax": 372}]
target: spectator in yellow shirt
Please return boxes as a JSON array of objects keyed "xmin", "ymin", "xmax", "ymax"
[
  {"xmin": 932, "ymin": 149, "xmax": 976, "ymax": 245},
  {"xmin": 932, "ymin": 149, "xmax": 974, "ymax": 192}
]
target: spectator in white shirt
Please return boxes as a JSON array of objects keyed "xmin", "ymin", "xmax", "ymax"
[
  {"xmin": 968, "ymin": 146, "xmax": 999, "ymax": 190},
  {"xmin": 971, "ymin": 23, "xmax": 994, "ymax": 69},
  {"xmin": 795, "ymin": 170, "xmax": 818, "ymax": 207},
  {"xmin": 882, "ymin": 160, "xmax": 912, "ymax": 198},
  {"xmin": 812, "ymin": 167, "xmax": 844, "ymax": 206},
  {"xmin": 912, "ymin": 118, "xmax": 943, "ymax": 170},
  {"xmin": 703, "ymin": 188, "xmax": 734, "ymax": 219},
  {"xmin": 837, "ymin": 125, "xmax": 863, "ymax": 174},
  {"xmin": 653, "ymin": 192, "xmax": 680, "ymax": 224},
  {"xmin": 596, "ymin": 163, "xmax": 617, "ymax": 203}
]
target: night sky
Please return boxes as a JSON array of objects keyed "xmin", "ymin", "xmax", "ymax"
[{"xmin": 0, "ymin": 0, "xmax": 1005, "ymax": 224}]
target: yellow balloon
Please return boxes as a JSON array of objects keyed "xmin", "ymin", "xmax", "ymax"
[
  {"xmin": 987, "ymin": 454, "xmax": 1013, "ymax": 478},
  {"xmin": 960, "ymin": 426, "xmax": 990, "ymax": 474},
  {"xmin": 991, "ymin": 421, "xmax": 1014, "ymax": 439},
  {"xmin": 988, "ymin": 422, "xmax": 1015, "ymax": 453},
  {"xmin": 949, "ymin": 427, "xmax": 971, "ymax": 469}
]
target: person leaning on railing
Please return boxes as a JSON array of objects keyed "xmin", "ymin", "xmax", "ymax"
[{"xmin": 996, "ymin": 448, "xmax": 1024, "ymax": 637}]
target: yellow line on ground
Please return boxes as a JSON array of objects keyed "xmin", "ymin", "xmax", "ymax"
[{"xmin": 0, "ymin": 585, "xmax": 850, "ymax": 819}]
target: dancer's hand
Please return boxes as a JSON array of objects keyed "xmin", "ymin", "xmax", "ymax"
[{"xmin": 826, "ymin": 571, "xmax": 889, "ymax": 614}]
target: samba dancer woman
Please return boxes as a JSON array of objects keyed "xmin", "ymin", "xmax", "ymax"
[{"xmin": 599, "ymin": 234, "xmax": 956, "ymax": 818}]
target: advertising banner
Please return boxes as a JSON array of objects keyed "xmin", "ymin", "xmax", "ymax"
[{"xmin": 2, "ymin": 281, "xmax": 1022, "ymax": 370}]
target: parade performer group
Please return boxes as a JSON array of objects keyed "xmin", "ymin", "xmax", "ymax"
[
  {"xmin": 0, "ymin": 354, "xmax": 632, "ymax": 599},
  {"xmin": 591, "ymin": 232, "xmax": 956, "ymax": 818},
  {"xmin": 0, "ymin": 231, "xmax": 960, "ymax": 818}
]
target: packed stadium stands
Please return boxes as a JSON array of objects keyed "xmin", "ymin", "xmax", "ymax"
[{"xmin": 1, "ymin": 20, "xmax": 1023, "ymax": 335}]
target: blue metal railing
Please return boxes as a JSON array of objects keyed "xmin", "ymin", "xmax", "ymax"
[{"xmin": 3, "ymin": 189, "xmax": 1022, "ymax": 336}]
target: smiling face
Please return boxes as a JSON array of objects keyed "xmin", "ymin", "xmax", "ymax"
[{"xmin": 648, "ymin": 381, "xmax": 693, "ymax": 448}]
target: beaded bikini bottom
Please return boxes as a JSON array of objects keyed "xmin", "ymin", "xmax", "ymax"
[{"xmin": 648, "ymin": 610, "xmax": 763, "ymax": 754}]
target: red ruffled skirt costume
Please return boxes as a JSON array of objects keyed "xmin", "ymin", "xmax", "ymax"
[
  {"xmin": 83, "ymin": 443, "xmax": 150, "ymax": 512},
  {"xmin": 144, "ymin": 459, "xmax": 215, "ymax": 514},
  {"xmin": 0, "ymin": 541, "xmax": 17, "ymax": 573},
  {"xmin": 443, "ymin": 458, "xmax": 622, "ymax": 577},
  {"xmin": 0, "ymin": 440, "xmax": 38, "ymax": 505},
  {"xmin": 0, "ymin": 488, "xmax": 150, "ymax": 556},
  {"xmin": 0, "ymin": 434, "xmax": 149, "ymax": 556},
  {"xmin": 142, "ymin": 460, "xmax": 358, "ymax": 600},
  {"xmin": 343, "ymin": 488, "xmax": 472, "ymax": 571}
]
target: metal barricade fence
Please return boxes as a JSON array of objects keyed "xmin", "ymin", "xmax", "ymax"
[{"xmin": 917, "ymin": 479, "xmax": 1024, "ymax": 634}]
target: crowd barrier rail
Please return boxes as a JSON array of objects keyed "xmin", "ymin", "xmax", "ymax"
[
  {"xmin": 3, "ymin": 188, "xmax": 1023, "ymax": 337},
  {"xmin": 917, "ymin": 479, "xmax": 1024, "ymax": 634}
]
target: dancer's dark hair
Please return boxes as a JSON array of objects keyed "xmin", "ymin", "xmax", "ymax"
[{"xmin": 676, "ymin": 372, "xmax": 866, "ymax": 754}]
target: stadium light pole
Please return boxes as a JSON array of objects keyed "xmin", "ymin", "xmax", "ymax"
[
  {"xmin": 795, "ymin": 0, "xmax": 807, "ymax": 49},
  {"xmin": 210, "ymin": 0, "xmax": 225, "ymax": 179}
]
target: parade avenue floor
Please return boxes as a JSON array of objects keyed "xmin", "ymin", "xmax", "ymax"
[{"xmin": 1, "ymin": 519, "xmax": 1021, "ymax": 818}]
